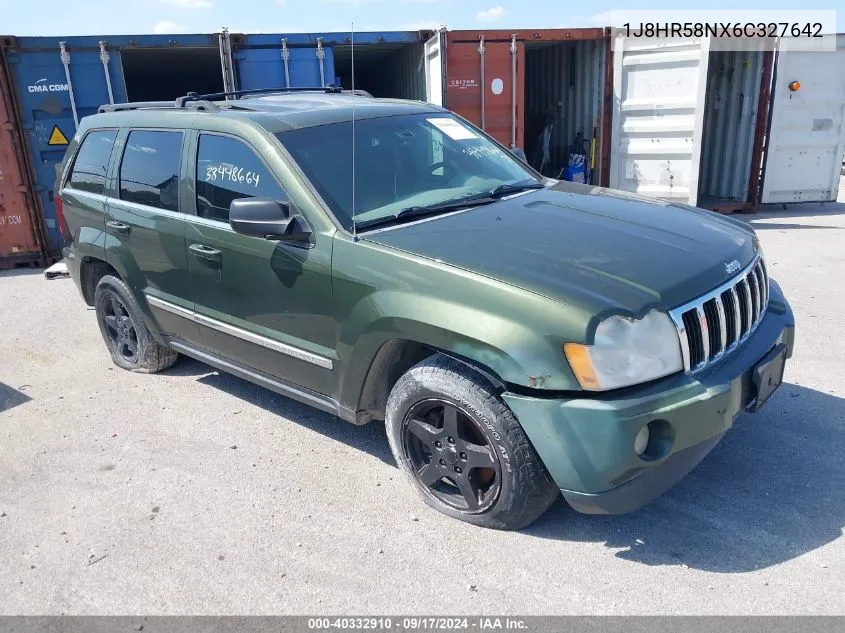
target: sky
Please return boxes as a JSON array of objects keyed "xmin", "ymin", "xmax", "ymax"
[{"xmin": 1, "ymin": 0, "xmax": 843, "ymax": 36}]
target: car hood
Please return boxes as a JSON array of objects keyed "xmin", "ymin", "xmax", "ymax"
[{"xmin": 363, "ymin": 181, "xmax": 759, "ymax": 317}]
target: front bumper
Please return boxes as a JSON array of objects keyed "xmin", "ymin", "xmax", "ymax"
[{"xmin": 503, "ymin": 280, "xmax": 795, "ymax": 515}]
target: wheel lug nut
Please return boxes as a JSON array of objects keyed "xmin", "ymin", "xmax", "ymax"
[
  {"xmin": 448, "ymin": 437, "xmax": 455, "ymax": 444},
  {"xmin": 434, "ymin": 441, "xmax": 441, "ymax": 448},
  {"xmin": 439, "ymin": 459, "xmax": 445, "ymax": 465},
  {"xmin": 460, "ymin": 452, "xmax": 467, "ymax": 460},
  {"xmin": 454, "ymin": 466, "xmax": 462, "ymax": 474}
]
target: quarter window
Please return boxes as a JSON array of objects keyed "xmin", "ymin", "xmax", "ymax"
[
  {"xmin": 118, "ymin": 130, "xmax": 183, "ymax": 212},
  {"xmin": 196, "ymin": 134, "xmax": 288, "ymax": 223},
  {"xmin": 68, "ymin": 130, "xmax": 117, "ymax": 195}
]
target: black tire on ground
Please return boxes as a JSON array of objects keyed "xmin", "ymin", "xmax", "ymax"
[
  {"xmin": 385, "ymin": 355, "xmax": 559, "ymax": 530},
  {"xmin": 93, "ymin": 275, "xmax": 178, "ymax": 374}
]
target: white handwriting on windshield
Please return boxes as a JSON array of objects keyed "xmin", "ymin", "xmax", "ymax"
[
  {"xmin": 205, "ymin": 165, "xmax": 261, "ymax": 188},
  {"xmin": 462, "ymin": 145, "xmax": 501, "ymax": 160}
]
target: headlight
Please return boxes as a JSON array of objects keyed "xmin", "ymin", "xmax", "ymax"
[{"xmin": 564, "ymin": 311, "xmax": 683, "ymax": 391}]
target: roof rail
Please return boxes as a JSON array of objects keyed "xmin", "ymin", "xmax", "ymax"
[
  {"xmin": 174, "ymin": 84, "xmax": 373, "ymax": 106},
  {"xmin": 98, "ymin": 101, "xmax": 173, "ymax": 113},
  {"xmin": 98, "ymin": 99, "xmax": 220, "ymax": 114}
]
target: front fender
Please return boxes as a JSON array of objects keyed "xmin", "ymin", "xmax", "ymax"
[{"xmin": 337, "ymin": 289, "xmax": 582, "ymax": 410}]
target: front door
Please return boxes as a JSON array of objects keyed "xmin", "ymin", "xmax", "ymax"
[{"xmin": 185, "ymin": 131, "xmax": 336, "ymax": 396}]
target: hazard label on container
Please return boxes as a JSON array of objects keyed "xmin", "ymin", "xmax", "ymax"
[{"xmin": 47, "ymin": 126, "xmax": 69, "ymax": 146}]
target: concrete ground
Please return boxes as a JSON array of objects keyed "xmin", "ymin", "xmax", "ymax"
[{"xmin": 1, "ymin": 196, "xmax": 844, "ymax": 615}]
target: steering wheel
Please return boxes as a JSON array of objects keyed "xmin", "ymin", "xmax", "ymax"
[{"xmin": 413, "ymin": 161, "xmax": 453, "ymax": 190}]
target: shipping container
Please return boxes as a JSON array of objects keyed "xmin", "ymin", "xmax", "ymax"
[
  {"xmin": 432, "ymin": 28, "xmax": 612, "ymax": 186},
  {"xmin": 760, "ymin": 34, "xmax": 845, "ymax": 204},
  {"xmin": 0, "ymin": 30, "xmax": 430, "ymax": 258},
  {"xmin": 610, "ymin": 37, "xmax": 775, "ymax": 210},
  {"xmin": 0, "ymin": 40, "xmax": 45, "ymax": 269}
]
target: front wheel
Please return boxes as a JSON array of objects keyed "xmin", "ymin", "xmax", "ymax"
[{"xmin": 385, "ymin": 355, "xmax": 559, "ymax": 530}]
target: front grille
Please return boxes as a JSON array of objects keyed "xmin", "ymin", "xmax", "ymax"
[{"xmin": 669, "ymin": 256, "xmax": 769, "ymax": 373}]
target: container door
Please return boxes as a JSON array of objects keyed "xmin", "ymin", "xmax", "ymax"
[
  {"xmin": 761, "ymin": 35, "xmax": 845, "ymax": 204},
  {"xmin": 445, "ymin": 34, "xmax": 525, "ymax": 149},
  {"xmin": 424, "ymin": 30, "xmax": 446, "ymax": 106},
  {"xmin": 233, "ymin": 38, "xmax": 336, "ymax": 91},
  {"xmin": 3, "ymin": 42, "xmax": 127, "ymax": 256},
  {"xmin": 610, "ymin": 37, "xmax": 711, "ymax": 205},
  {"xmin": 0, "ymin": 57, "xmax": 44, "ymax": 266}
]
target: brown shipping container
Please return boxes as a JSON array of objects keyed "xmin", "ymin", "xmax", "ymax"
[
  {"xmin": 0, "ymin": 46, "xmax": 44, "ymax": 269},
  {"xmin": 445, "ymin": 28, "xmax": 611, "ymax": 186}
]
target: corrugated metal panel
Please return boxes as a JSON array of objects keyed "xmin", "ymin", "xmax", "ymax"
[
  {"xmin": 524, "ymin": 39, "xmax": 605, "ymax": 181},
  {"xmin": 2, "ymin": 34, "xmax": 221, "ymax": 255},
  {"xmin": 0, "ymin": 45, "xmax": 44, "ymax": 267},
  {"xmin": 444, "ymin": 34, "xmax": 525, "ymax": 149},
  {"xmin": 699, "ymin": 49, "xmax": 763, "ymax": 202},
  {"xmin": 610, "ymin": 38, "xmax": 711, "ymax": 205},
  {"xmin": 761, "ymin": 33, "xmax": 845, "ymax": 204}
]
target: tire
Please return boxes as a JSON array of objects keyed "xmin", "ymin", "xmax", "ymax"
[
  {"xmin": 93, "ymin": 275, "xmax": 178, "ymax": 374},
  {"xmin": 385, "ymin": 355, "xmax": 559, "ymax": 530}
]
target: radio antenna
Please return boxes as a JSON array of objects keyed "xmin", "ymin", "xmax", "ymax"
[{"xmin": 351, "ymin": 22, "xmax": 358, "ymax": 241}]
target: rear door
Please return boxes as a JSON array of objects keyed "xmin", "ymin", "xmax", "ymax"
[
  {"xmin": 106, "ymin": 128, "xmax": 201, "ymax": 345},
  {"xmin": 185, "ymin": 131, "xmax": 336, "ymax": 396},
  {"xmin": 610, "ymin": 36, "xmax": 711, "ymax": 205},
  {"xmin": 761, "ymin": 35, "xmax": 845, "ymax": 204}
]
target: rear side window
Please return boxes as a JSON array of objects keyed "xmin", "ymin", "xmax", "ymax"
[
  {"xmin": 119, "ymin": 130, "xmax": 183, "ymax": 211},
  {"xmin": 68, "ymin": 130, "xmax": 117, "ymax": 195},
  {"xmin": 196, "ymin": 134, "xmax": 288, "ymax": 223}
]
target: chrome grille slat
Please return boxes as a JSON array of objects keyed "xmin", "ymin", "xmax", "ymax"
[
  {"xmin": 713, "ymin": 295, "xmax": 727, "ymax": 359},
  {"xmin": 696, "ymin": 306, "xmax": 710, "ymax": 365},
  {"xmin": 739, "ymin": 279, "xmax": 753, "ymax": 339},
  {"xmin": 728, "ymin": 287, "xmax": 741, "ymax": 347},
  {"xmin": 668, "ymin": 255, "xmax": 769, "ymax": 374}
]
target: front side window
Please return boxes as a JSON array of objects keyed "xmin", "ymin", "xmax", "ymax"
[
  {"xmin": 195, "ymin": 134, "xmax": 288, "ymax": 223},
  {"xmin": 68, "ymin": 130, "xmax": 117, "ymax": 195},
  {"xmin": 276, "ymin": 113, "xmax": 539, "ymax": 230},
  {"xmin": 118, "ymin": 130, "xmax": 182, "ymax": 212}
]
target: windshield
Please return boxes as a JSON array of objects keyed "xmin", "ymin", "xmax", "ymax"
[{"xmin": 276, "ymin": 113, "xmax": 541, "ymax": 230}]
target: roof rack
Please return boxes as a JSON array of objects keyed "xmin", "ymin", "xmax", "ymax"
[
  {"xmin": 98, "ymin": 100, "xmax": 220, "ymax": 114},
  {"xmin": 98, "ymin": 85, "xmax": 372, "ymax": 114}
]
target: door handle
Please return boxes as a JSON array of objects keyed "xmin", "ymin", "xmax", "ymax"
[
  {"xmin": 106, "ymin": 220, "xmax": 131, "ymax": 235},
  {"xmin": 189, "ymin": 243, "xmax": 223, "ymax": 263}
]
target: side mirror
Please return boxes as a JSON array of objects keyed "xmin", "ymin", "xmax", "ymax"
[
  {"xmin": 510, "ymin": 147, "xmax": 528, "ymax": 163},
  {"xmin": 229, "ymin": 197, "xmax": 311, "ymax": 243}
]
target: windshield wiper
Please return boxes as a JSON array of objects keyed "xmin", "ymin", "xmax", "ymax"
[
  {"xmin": 355, "ymin": 196, "xmax": 498, "ymax": 231},
  {"xmin": 354, "ymin": 181, "xmax": 545, "ymax": 232},
  {"xmin": 487, "ymin": 181, "xmax": 546, "ymax": 198}
]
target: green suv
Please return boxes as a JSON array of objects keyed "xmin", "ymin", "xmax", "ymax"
[{"xmin": 56, "ymin": 88, "xmax": 795, "ymax": 530}]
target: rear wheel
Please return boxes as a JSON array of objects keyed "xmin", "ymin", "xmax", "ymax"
[
  {"xmin": 386, "ymin": 355, "xmax": 558, "ymax": 530},
  {"xmin": 94, "ymin": 275, "xmax": 178, "ymax": 373}
]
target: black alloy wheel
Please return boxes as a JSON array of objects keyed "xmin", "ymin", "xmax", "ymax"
[
  {"xmin": 402, "ymin": 398, "xmax": 501, "ymax": 513},
  {"xmin": 100, "ymin": 292, "xmax": 140, "ymax": 364}
]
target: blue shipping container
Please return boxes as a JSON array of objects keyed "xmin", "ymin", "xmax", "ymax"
[{"xmin": 1, "ymin": 30, "xmax": 429, "ymax": 256}]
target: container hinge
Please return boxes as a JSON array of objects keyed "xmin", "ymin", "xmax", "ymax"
[
  {"xmin": 58, "ymin": 41, "xmax": 79, "ymax": 128},
  {"xmin": 316, "ymin": 37, "xmax": 326, "ymax": 87},
  {"xmin": 510, "ymin": 34, "xmax": 517, "ymax": 148},
  {"xmin": 280, "ymin": 38, "xmax": 291, "ymax": 88},
  {"xmin": 99, "ymin": 41, "xmax": 115, "ymax": 105},
  {"xmin": 478, "ymin": 35, "xmax": 486, "ymax": 131}
]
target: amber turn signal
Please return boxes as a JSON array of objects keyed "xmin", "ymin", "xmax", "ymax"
[
  {"xmin": 788, "ymin": 80, "xmax": 801, "ymax": 92},
  {"xmin": 563, "ymin": 343, "xmax": 600, "ymax": 391}
]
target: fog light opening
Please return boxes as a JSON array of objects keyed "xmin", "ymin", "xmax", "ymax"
[{"xmin": 637, "ymin": 419, "xmax": 675, "ymax": 461}]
